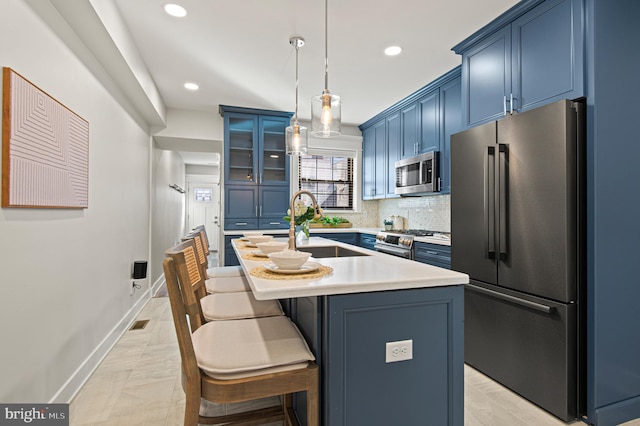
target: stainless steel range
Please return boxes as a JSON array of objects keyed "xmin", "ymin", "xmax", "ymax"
[{"xmin": 374, "ymin": 230, "xmax": 450, "ymax": 260}]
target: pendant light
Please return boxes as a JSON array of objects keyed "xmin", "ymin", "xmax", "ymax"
[
  {"xmin": 286, "ymin": 37, "xmax": 309, "ymax": 155},
  {"xmin": 310, "ymin": 0, "xmax": 341, "ymax": 138}
]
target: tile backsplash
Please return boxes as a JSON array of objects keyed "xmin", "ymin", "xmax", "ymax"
[
  {"xmin": 323, "ymin": 194, "xmax": 450, "ymax": 232},
  {"xmin": 378, "ymin": 194, "xmax": 450, "ymax": 232}
]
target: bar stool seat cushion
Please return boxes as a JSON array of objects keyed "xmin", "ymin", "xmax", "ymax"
[
  {"xmin": 207, "ymin": 265, "xmax": 244, "ymax": 278},
  {"xmin": 205, "ymin": 276, "xmax": 252, "ymax": 293},
  {"xmin": 200, "ymin": 291, "xmax": 283, "ymax": 321},
  {"xmin": 192, "ymin": 316, "xmax": 315, "ymax": 380}
]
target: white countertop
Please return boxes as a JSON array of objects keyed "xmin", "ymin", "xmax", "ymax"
[{"xmin": 233, "ymin": 237, "xmax": 467, "ymax": 300}]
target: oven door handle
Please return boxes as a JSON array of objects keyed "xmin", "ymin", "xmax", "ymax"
[{"xmin": 374, "ymin": 244, "xmax": 412, "ymax": 259}]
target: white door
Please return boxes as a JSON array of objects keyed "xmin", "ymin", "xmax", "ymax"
[{"xmin": 187, "ymin": 183, "xmax": 220, "ymax": 251}]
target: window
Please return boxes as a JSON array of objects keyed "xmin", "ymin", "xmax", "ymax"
[
  {"xmin": 193, "ymin": 188, "xmax": 213, "ymax": 202},
  {"xmin": 298, "ymin": 154, "xmax": 354, "ymax": 210}
]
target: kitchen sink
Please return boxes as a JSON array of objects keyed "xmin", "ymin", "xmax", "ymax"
[{"xmin": 297, "ymin": 246, "xmax": 370, "ymax": 258}]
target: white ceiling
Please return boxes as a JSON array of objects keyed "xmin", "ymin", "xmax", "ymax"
[{"xmin": 108, "ymin": 0, "xmax": 520, "ymax": 163}]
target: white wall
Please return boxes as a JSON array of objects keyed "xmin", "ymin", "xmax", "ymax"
[
  {"xmin": 150, "ymin": 147, "xmax": 187, "ymax": 285},
  {"xmin": 0, "ymin": 1, "xmax": 151, "ymax": 403}
]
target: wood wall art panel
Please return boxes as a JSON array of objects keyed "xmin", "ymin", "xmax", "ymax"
[{"xmin": 2, "ymin": 67, "xmax": 89, "ymax": 208}]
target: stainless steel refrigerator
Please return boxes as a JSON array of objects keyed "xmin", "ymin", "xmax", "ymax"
[{"xmin": 451, "ymin": 99, "xmax": 585, "ymax": 421}]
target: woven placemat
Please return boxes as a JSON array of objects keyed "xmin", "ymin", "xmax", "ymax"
[
  {"xmin": 249, "ymin": 265, "xmax": 333, "ymax": 280},
  {"xmin": 241, "ymin": 252, "xmax": 270, "ymax": 261},
  {"xmin": 234, "ymin": 243, "xmax": 257, "ymax": 250}
]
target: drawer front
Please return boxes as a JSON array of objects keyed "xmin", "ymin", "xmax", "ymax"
[
  {"xmin": 465, "ymin": 280, "xmax": 577, "ymax": 421},
  {"xmin": 258, "ymin": 218, "xmax": 290, "ymax": 229},
  {"xmin": 414, "ymin": 242, "xmax": 451, "ymax": 268},
  {"xmin": 224, "ymin": 218, "xmax": 259, "ymax": 230},
  {"xmin": 359, "ymin": 234, "xmax": 377, "ymax": 250}
]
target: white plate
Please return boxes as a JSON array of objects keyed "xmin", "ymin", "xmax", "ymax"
[
  {"xmin": 263, "ymin": 261, "xmax": 321, "ymax": 275},
  {"xmin": 251, "ymin": 250, "xmax": 268, "ymax": 257}
]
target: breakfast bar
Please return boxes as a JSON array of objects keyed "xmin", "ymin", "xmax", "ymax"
[{"xmin": 231, "ymin": 236, "xmax": 469, "ymax": 426}]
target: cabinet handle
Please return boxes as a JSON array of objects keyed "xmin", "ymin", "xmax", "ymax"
[
  {"xmin": 426, "ymin": 250, "xmax": 439, "ymax": 255},
  {"xmin": 255, "ymin": 206, "xmax": 258, "ymax": 217},
  {"xmin": 510, "ymin": 93, "xmax": 514, "ymax": 114},
  {"xmin": 235, "ymin": 222, "xmax": 248, "ymax": 226},
  {"xmin": 503, "ymin": 96, "xmax": 507, "ymax": 116},
  {"xmin": 259, "ymin": 205, "xmax": 262, "ymax": 217},
  {"xmin": 269, "ymin": 222, "xmax": 281, "ymax": 225}
]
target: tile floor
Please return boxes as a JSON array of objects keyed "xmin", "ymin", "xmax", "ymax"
[{"xmin": 69, "ymin": 285, "xmax": 640, "ymax": 425}]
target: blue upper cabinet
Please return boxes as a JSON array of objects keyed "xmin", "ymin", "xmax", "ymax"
[
  {"xmin": 419, "ymin": 88, "xmax": 441, "ymax": 154},
  {"xmin": 453, "ymin": 0, "xmax": 584, "ymax": 128},
  {"xmin": 400, "ymin": 102, "xmax": 419, "ymax": 158},
  {"xmin": 259, "ymin": 116, "xmax": 290, "ymax": 186},
  {"xmin": 461, "ymin": 26, "xmax": 511, "ymax": 127},
  {"xmin": 220, "ymin": 106, "xmax": 293, "ymax": 229},
  {"xmin": 362, "ymin": 119, "xmax": 387, "ymax": 200},
  {"xmin": 440, "ymin": 77, "xmax": 462, "ymax": 194},
  {"xmin": 386, "ymin": 112, "xmax": 401, "ymax": 197},
  {"xmin": 224, "ymin": 113, "xmax": 259, "ymax": 184},
  {"xmin": 512, "ymin": 0, "xmax": 584, "ymax": 112},
  {"xmin": 360, "ymin": 67, "xmax": 462, "ymax": 197}
]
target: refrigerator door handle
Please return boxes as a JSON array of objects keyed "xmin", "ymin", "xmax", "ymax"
[
  {"xmin": 486, "ymin": 146, "xmax": 496, "ymax": 259},
  {"xmin": 498, "ymin": 143, "xmax": 508, "ymax": 261},
  {"xmin": 467, "ymin": 283, "xmax": 556, "ymax": 314}
]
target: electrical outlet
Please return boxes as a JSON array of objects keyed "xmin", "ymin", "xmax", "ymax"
[{"xmin": 385, "ymin": 339, "xmax": 413, "ymax": 363}]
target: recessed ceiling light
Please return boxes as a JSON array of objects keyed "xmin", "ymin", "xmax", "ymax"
[
  {"xmin": 184, "ymin": 82, "xmax": 199, "ymax": 91},
  {"xmin": 384, "ymin": 46, "xmax": 402, "ymax": 56},
  {"xmin": 164, "ymin": 3, "xmax": 187, "ymax": 18}
]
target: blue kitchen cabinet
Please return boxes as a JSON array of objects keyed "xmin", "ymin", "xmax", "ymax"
[
  {"xmin": 292, "ymin": 286, "xmax": 464, "ymax": 425},
  {"xmin": 224, "ymin": 185, "xmax": 289, "ymax": 230},
  {"xmin": 386, "ymin": 112, "xmax": 401, "ymax": 197},
  {"xmin": 223, "ymin": 235, "xmax": 240, "ymax": 266},
  {"xmin": 360, "ymin": 67, "xmax": 461, "ymax": 197},
  {"xmin": 454, "ymin": 0, "xmax": 584, "ymax": 128},
  {"xmin": 312, "ymin": 232, "xmax": 358, "ymax": 246},
  {"xmin": 440, "ymin": 76, "xmax": 462, "ymax": 194},
  {"xmin": 362, "ymin": 119, "xmax": 387, "ymax": 200},
  {"xmin": 258, "ymin": 186, "xmax": 290, "ymax": 229},
  {"xmin": 400, "ymin": 88, "xmax": 439, "ymax": 159},
  {"xmin": 358, "ymin": 233, "xmax": 377, "ymax": 250},
  {"xmin": 419, "ymin": 88, "xmax": 440, "ymax": 154},
  {"xmin": 400, "ymin": 102, "xmax": 419, "ymax": 158},
  {"xmin": 414, "ymin": 241, "xmax": 451, "ymax": 269},
  {"xmin": 220, "ymin": 106, "xmax": 292, "ymax": 230}
]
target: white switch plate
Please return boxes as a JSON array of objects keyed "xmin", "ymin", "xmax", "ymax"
[{"xmin": 385, "ymin": 339, "xmax": 413, "ymax": 363}]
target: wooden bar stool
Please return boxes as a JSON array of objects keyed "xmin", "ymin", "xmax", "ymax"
[
  {"xmin": 192, "ymin": 225, "xmax": 246, "ymax": 280},
  {"xmin": 163, "ymin": 242, "xmax": 319, "ymax": 426}
]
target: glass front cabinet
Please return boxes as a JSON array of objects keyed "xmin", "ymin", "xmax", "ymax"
[{"xmin": 220, "ymin": 106, "xmax": 293, "ymax": 231}]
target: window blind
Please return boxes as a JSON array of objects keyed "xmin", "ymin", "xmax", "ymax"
[{"xmin": 298, "ymin": 154, "xmax": 354, "ymax": 210}]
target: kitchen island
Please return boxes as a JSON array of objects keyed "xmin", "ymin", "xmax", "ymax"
[{"xmin": 232, "ymin": 237, "xmax": 468, "ymax": 426}]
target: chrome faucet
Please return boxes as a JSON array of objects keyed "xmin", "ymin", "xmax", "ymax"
[{"xmin": 288, "ymin": 190, "xmax": 322, "ymax": 250}]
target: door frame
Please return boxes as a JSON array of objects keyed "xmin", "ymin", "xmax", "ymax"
[{"xmin": 185, "ymin": 173, "xmax": 220, "ymax": 252}]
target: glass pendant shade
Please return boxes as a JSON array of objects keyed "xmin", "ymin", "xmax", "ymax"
[
  {"xmin": 311, "ymin": 90, "xmax": 341, "ymax": 138},
  {"xmin": 311, "ymin": 0, "xmax": 341, "ymax": 138},
  {"xmin": 286, "ymin": 120, "xmax": 308, "ymax": 155}
]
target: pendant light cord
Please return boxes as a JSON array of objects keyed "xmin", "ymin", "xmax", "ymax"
[
  {"xmin": 295, "ymin": 41, "xmax": 300, "ymax": 121},
  {"xmin": 324, "ymin": 0, "xmax": 329, "ymax": 92}
]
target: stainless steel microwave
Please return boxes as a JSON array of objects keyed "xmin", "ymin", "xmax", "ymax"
[{"xmin": 395, "ymin": 151, "xmax": 440, "ymax": 195}]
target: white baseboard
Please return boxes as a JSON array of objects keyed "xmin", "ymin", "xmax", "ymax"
[
  {"xmin": 151, "ymin": 273, "xmax": 165, "ymax": 296},
  {"xmin": 49, "ymin": 281, "xmax": 159, "ymax": 403}
]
